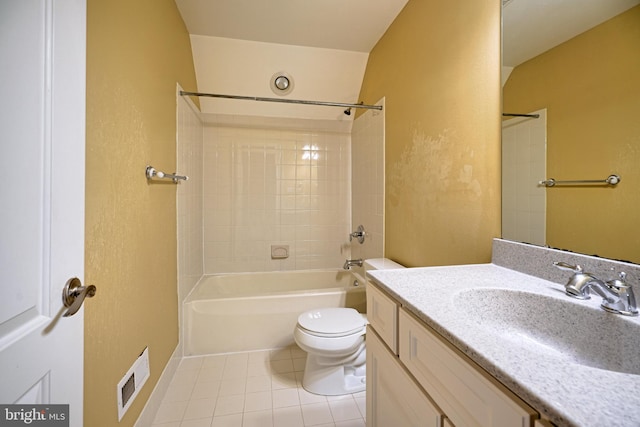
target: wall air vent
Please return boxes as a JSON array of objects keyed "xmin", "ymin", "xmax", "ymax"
[{"xmin": 117, "ymin": 347, "xmax": 150, "ymax": 421}]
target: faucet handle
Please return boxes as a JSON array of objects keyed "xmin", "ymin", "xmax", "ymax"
[
  {"xmin": 606, "ymin": 272, "xmax": 630, "ymax": 290},
  {"xmin": 349, "ymin": 225, "xmax": 366, "ymax": 244},
  {"xmin": 553, "ymin": 261, "xmax": 583, "ymax": 273},
  {"xmin": 604, "ymin": 272, "xmax": 639, "ymax": 316}
]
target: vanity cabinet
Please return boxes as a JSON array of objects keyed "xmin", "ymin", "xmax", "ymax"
[
  {"xmin": 399, "ymin": 308, "xmax": 537, "ymax": 427},
  {"xmin": 367, "ymin": 327, "xmax": 444, "ymax": 426},
  {"xmin": 366, "ymin": 281, "xmax": 399, "ymax": 354},
  {"xmin": 366, "ymin": 282, "xmax": 539, "ymax": 427}
]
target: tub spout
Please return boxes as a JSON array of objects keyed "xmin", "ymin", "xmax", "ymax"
[{"xmin": 343, "ymin": 259, "xmax": 363, "ymax": 270}]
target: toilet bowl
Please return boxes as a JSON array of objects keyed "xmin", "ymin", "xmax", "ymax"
[
  {"xmin": 294, "ymin": 258, "xmax": 405, "ymax": 395},
  {"xmin": 294, "ymin": 307, "xmax": 367, "ymax": 395}
]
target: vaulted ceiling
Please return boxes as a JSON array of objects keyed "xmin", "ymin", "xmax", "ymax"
[
  {"xmin": 174, "ymin": 0, "xmax": 409, "ymax": 53},
  {"xmin": 173, "ymin": 0, "xmax": 639, "ymax": 119}
]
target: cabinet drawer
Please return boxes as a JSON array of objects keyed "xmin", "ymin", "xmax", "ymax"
[
  {"xmin": 366, "ymin": 326, "xmax": 444, "ymax": 427},
  {"xmin": 399, "ymin": 308, "xmax": 537, "ymax": 427},
  {"xmin": 366, "ymin": 283, "xmax": 398, "ymax": 354}
]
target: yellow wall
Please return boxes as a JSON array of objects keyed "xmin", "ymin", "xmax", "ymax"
[
  {"xmin": 358, "ymin": 1, "xmax": 502, "ymax": 267},
  {"xmin": 503, "ymin": 6, "xmax": 640, "ymax": 264},
  {"xmin": 85, "ymin": 0, "xmax": 198, "ymax": 425}
]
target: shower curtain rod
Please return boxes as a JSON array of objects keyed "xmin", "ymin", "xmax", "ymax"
[
  {"xmin": 502, "ymin": 113, "xmax": 540, "ymax": 118},
  {"xmin": 180, "ymin": 91, "xmax": 383, "ymax": 111}
]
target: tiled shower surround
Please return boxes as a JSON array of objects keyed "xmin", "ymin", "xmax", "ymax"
[
  {"xmin": 202, "ymin": 123, "xmax": 351, "ymax": 273},
  {"xmin": 177, "ymin": 94, "xmax": 385, "ymax": 281},
  {"xmin": 177, "ymin": 91, "xmax": 205, "ymax": 303},
  {"xmin": 501, "ymin": 108, "xmax": 546, "ymax": 246},
  {"xmin": 350, "ymin": 102, "xmax": 384, "ymax": 262}
]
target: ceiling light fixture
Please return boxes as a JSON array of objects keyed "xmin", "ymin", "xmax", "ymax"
[{"xmin": 270, "ymin": 71, "xmax": 294, "ymax": 96}]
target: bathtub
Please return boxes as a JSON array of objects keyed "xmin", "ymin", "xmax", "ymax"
[{"xmin": 183, "ymin": 269, "xmax": 366, "ymax": 355}]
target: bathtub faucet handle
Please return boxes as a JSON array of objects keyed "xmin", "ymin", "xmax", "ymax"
[
  {"xmin": 343, "ymin": 259, "xmax": 364, "ymax": 270},
  {"xmin": 349, "ymin": 225, "xmax": 366, "ymax": 244}
]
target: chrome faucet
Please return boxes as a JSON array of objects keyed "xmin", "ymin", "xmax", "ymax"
[
  {"xmin": 554, "ymin": 261, "xmax": 638, "ymax": 316},
  {"xmin": 343, "ymin": 259, "xmax": 364, "ymax": 270}
]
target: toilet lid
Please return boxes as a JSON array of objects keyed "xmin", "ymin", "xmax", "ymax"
[{"xmin": 297, "ymin": 308, "xmax": 366, "ymax": 336}]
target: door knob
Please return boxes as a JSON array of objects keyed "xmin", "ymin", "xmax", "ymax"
[{"xmin": 62, "ymin": 277, "xmax": 96, "ymax": 317}]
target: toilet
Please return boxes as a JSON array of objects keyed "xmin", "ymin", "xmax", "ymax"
[
  {"xmin": 294, "ymin": 258, "xmax": 405, "ymax": 395},
  {"xmin": 294, "ymin": 307, "xmax": 368, "ymax": 395}
]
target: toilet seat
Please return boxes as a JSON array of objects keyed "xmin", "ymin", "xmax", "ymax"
[{"xmin": 297, "ymin": 308, "xmax": 367, "ymax": 338}]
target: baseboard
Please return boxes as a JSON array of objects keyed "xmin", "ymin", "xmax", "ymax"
[{"xmin": 134, "ymin": 344, "xmax": 181, "ymax": 427}]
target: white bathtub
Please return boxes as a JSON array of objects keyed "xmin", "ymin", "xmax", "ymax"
[{"xmin": 184, "ymin": 269, "xmax": 366, "ymax": 355}]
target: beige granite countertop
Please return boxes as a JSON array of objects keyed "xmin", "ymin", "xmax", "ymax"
[{"xmin": 367, "ymin": 262, "xmax": 640, "ymax": 427}]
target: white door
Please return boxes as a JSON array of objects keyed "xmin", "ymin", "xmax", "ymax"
[{"xmin": 0, "ymin": 0, "xmax": 87, "ymax": 425}]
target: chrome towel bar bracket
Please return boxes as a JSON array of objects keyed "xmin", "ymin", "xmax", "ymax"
[{"xmin": 146, "ymin": 165, "xmax": 188, "ymax": 183}]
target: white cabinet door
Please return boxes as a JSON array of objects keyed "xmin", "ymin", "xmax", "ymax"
[
  {"xmin": 399, "ymin": 308, "xmax": 537, "ymax": 427},
  {"xmin": 366, "ymin": 283, "xmax": 399, "ymax": 354},
  {"xmin": 0, "ymin": 0, "xmax": 86, "ymax": 425},
  {"xmin": 366, "ymin": 326, "xmax": 443, "ymax": 427}
]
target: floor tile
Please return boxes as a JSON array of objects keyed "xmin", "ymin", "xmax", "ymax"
[
  {"xmin": 242, "ymin": 409, "xmax": 273, "ymax": 427},
  {"xmin": 191, "ymin": 380, "xmax": 221, "ymax": 400},
  {"xmin": 247, "ymin": 361, "xmax": 271, "ymax": 377},
  {"xmin": 203, "ymin": 355, "xmax": 227, "ymax": 369},
  {"xmin": 151, "ymin": 422, "xmax": 180, "ymax": 427},
  {"xmin": 219, "ymin": 378, "xmax": 246, "ymax": 396},
  {"xmin": 214, "ymin": 394, "xmax": 245, "ymax": 416},
  {"xmin": 244, "ymin": 391, "xmax": 272, "ymax": 412},
  {"xmin": 300, "ymin": 402, "xmax": 333, "ymax": 426},
  {"xmin": 183, "ymin": 397, "xmax": 216, "ymax": 420},
  {"xmin": 298, "ymin": 388, "xmax": 327, "ymax": 405},
  {"xmin": 273, "ymin": 406, "xmax": 304, "ymax": 427},
  {"xmin": 180, "ymin": 418, "xmax": 213, "ymax": 427},
  {"xmin": 293, "ymin": 358, "xmax": 306, "ymax": 372},
  {"xmin": 223, "ymin": 365, "xmax": 248, "ymax": 380},
  {"xmin": 170, "ymin": 370, "xmax": 200, "ymax": 389},
  {"xmin": 248, "ymin": 350, "xmax": 271, "ymax": 364},
  {"xmin": 328, "ymin": 399, "xmax": 361, "ymax": 422},
  {"xmin": 271, "ymin": 372, "xmax": 297, "ymax": 390},
  {"xmin": 199, "ymin": 365, "xmax": 225, "ymax": 382},
  {"xmin": 270, "ymin": 359, "xmax": 295, "ymax": 374},
  {"xmin": 335, "ymin": 419, "xmax": 365, "ymax": 427},
  {"xmin": 178, "ymin": 357, "xmax": 204, "ymax": 372},
  {"xmin": 273, "ymin": 388, "xmax": 300, "ymax": 409},
  {"xmin": 151, "ymin": 346, "xmax": 365, "ymax": 427},
  {"xmin": 153, "ymin": 401, "xmax": 188, "ymax": 424},
  {"xmin": 163, "ymin": 382, "xmax": 195, "ymax": 403},
  {"xmin": 211, "ymin": 413, "xmax": 243, "ymax": 427},
  {"xmin": 245, "ymin": 375, "xmax": 271, "ymax": 393},
  {"xmin": 354, "ymin": 397, "xmax": 365, "ymax": 418},
  {"xmin": 270, "ymin": 348, "xmax": 292, "ymax": 361}
]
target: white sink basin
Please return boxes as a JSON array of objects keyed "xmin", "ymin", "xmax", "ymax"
[{"xmin": 455, "ymin": 288, "xmax": 640, "ymax": 376}]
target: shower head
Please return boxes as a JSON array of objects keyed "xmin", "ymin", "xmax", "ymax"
[{"xmin": 344, "ymin": 108, "xmax": 352, "ymax": 116}]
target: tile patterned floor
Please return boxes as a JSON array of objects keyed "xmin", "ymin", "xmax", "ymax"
[{"xmin": 150, "ymin": 345, "xmax": 366, "ymax": 427}]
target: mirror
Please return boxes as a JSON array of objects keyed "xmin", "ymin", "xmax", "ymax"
[{"xmin": 501, "ymin": 0, "xmax": 640, "ymax": 264}]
